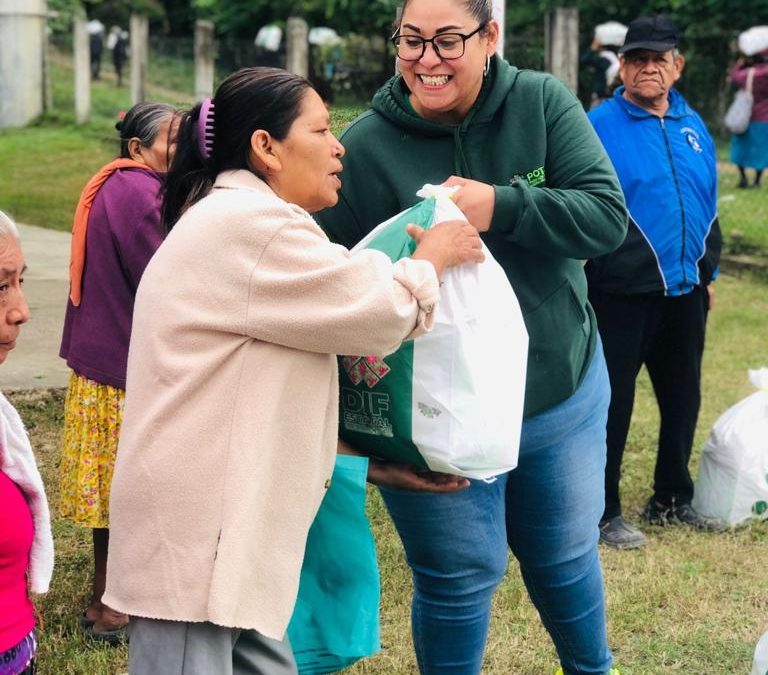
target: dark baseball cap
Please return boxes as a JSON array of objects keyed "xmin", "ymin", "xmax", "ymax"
[{"xmin": 619, "ymin": 15, "xmax": 678, "ymax": 54}]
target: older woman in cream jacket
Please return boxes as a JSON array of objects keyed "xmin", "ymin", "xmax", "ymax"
[{"xmin": 104, "ymin": 68, "xmax": 483, "ymax": 674}]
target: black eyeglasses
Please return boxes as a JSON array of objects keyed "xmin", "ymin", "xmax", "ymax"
[{"xmin": 391, "ymin": 24, "xmax": 486, "ymax": 61}]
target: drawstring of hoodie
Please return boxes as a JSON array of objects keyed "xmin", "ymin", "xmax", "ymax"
[
  {"xmin": 452, "ymin": 126, "xmax": 470, "ymax": 177},
  {"xmin": 451, "ymin": 59, "xmax": 494, "ymax": 177}
]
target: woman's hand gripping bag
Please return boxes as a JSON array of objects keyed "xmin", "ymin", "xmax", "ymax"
[
  {"xmin": 692, "ymin": 368, "xmax": 768, "ymax": 526},
  {"xmin": 338, "ymin": 185, "xmax": 528, "ymax": 480}
]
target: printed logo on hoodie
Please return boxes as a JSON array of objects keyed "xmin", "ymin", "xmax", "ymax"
[{"xmin": 509, "ymin": 166, "xmax": 546, "ymax": 187}]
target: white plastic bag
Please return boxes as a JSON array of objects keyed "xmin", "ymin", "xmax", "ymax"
[
  {"xmin": 692, "ymin": 369, "xmax": 768, "ymax": 526},
  {"xmin": 751, "ymin": 630, "xmax": 768, "ymax": 675},
  {"xmin": 724, "ymin": 68, "xmax": 755, "ymax": 135},
  {"xmin": 724, "ymin": 90, "xmax": 754, "ymax": 135},
  {"xmin": 338, "ymin": 185, "xmax": 528, "ymax": 480}
]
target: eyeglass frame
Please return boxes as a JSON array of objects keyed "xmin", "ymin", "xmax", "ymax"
[{"xmin": 390, "ymin": 23, "xmax": 487, "ymax": 61}]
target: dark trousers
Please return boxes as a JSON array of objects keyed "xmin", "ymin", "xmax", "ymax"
[{"xmin": 589, "ymin": 286, "xmax": 709, "ymax": 520}]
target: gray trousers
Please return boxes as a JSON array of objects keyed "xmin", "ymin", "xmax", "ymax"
[{"xmin": 127, "ymin": 617, "xmax": 299, "ymax": 675}]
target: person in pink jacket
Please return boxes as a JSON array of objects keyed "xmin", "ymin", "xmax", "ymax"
[
  {"xmin": 729, "ymin": 50, "xmax": 768, "ymax": 188},
  {"xmin": 0, "ymin": 211, "xmax": 54, "ymax": 675},
  {"xmin": 103, "ymin": 67, "xmax": 484, "ymax": 675}
]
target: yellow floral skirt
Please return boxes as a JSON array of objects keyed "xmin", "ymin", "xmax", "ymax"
[{"xmin": 59, "ymin": 371, "xmax": 125, "ymax": 528}]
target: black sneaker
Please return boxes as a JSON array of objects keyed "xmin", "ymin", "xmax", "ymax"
[
  {"xmin": 642, "ymin": 498, "xmax": 727, "ymax": 532},
  {"xmin": 599, "ymin": 515, "xmax": 647, "ymax": 549}
]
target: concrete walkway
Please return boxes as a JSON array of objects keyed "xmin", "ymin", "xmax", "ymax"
[{"xmin": 4, "ymin": 223, "xmax": 71, "ymax": 390}]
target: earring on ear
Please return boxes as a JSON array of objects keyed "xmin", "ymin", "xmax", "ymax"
[{"xmin": 483, "ymin": 53, "xmax": 491, "ymax": 77}]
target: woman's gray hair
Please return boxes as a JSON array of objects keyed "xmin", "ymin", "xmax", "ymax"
[
  {"xmin": 116, "ymin": 102, "xmax": 177, "ymax": 158},
  {"xmin": 0, "ymin": 211, "xmax": 20, "ymax": 241}
]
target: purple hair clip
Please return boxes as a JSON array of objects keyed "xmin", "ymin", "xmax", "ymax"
[{"xmin": 197, "ymin": 97, "xmax": 215, "ymax": 160}]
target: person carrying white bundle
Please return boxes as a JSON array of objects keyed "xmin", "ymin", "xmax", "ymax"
[
  {"xmin": 581, "ymin": 21, "xmax": 628, "ymax": 108},
  {"xmin": 727, "ymin": 26, "xmax": 768, "ymax": 188}
]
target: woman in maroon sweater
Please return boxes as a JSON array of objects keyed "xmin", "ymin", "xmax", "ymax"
[
  {"xmin": 58, "ymin": 102, "xmax": 178, "ymax": 643},
  {"xmin": 0, "ymin": 210, "xmax": 54, "ymax": 675}
]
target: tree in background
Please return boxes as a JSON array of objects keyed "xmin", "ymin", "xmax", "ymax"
[
  {"xmin": 191, "ymin": 0, "xmax": 400, "ymax": 38},
  {"xmin": 506, "ymin": 0, "xmax": 768, "ymax": 38},
  {"xmin": 47, "ymin": 0, "xmax": 167, "ymax": 35},
  {"xmin": 505, "ymin": 0, "xmax": 768, "ymax": 125},
  {"xmin": 43, "ymin": 0, "xmax": 768, "ymax": 121},
  {"xmin": 47, "ymin": 0, "xmax": 768, "ymax": 49}
]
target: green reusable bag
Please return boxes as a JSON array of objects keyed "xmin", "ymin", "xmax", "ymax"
[
  {"xmin": 338, "ymin": 198, "xmax": 437, "ymax": 470},
  {"xmin": 288, "ymin": 454, "xmax": 381, "ymax": 673},
  {"xmin": 338, "ymin": 187, "xmax": 528, "ymax": 480}
]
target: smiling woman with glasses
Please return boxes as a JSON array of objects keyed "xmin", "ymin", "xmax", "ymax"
[
  {"xmin": 316, "ymin": 0, "xmax": 627, "ymax": 673},
  {"xmin": 392, "ymin": 22, "xmax": 486, "ymax": 60}
]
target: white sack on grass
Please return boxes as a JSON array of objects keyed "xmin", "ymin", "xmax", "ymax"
[
  {"xmin": 751, "ymin": 630, "xmax": 768, "ymax": 675},
  {"xmin": 339, "ymin": 185, "xmax": 528, "ymax": 480},
  {"xmin": 692, "ymin": 368, "xmax": 768, "ymax": 526}
]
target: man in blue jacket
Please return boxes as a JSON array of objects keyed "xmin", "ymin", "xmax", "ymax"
[{"xmin": 587, "ymin": 14, "xmax": 725, "ymax": 549}]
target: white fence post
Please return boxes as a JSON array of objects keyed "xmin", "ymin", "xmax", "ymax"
[
  {"xmin": 0, "ymin": 0, "xmax": 48, "ymax": 128},
  {"xmin": 130, "ymin": 13, "xmax": 149, "ymax": 105},
  {"xmin": 73, "ymin": 16, "xmax": 90, "ymax": 124},
  {"xmin": 42, "ymin": 7, "xmax": 53, "ymax": 113},
  {"xmin": 285, "ymin": 16, "xmax": 309, "ymax": 79},
  {"xmin": 194, "ymin": 19, "xmax": 215, "ymax": 101},
  {"xmin": 544, "ymin": 7, "xmax": 579, "ymax": 92}
]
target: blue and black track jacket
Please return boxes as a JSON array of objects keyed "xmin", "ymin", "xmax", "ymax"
[{"xmin": 586, "ymin": 87, "xmax": 721, "ymax": 296}]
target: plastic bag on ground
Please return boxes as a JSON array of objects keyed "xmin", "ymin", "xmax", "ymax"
[
  {"xmin": 692, "ymin": 369, "xmax": 768, "ymax": 526},
  {"xmin": 751, "ymin": 629, "xmax": 768, "ymax": 675}
]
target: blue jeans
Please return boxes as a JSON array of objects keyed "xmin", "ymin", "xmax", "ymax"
[{"xmin": 380, "ymin": 343, "xmax": 613, "ymax": 675}]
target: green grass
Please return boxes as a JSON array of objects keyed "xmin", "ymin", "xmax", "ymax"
[
  {"xmin": 331, "ymin": 105, "xmax": 367, "ymax": 136},
  {"xmin": 716, "ymin": 159, "xmax": 768, "ymax": 255},
  {"xmin": 9, "ymin": 270, "xmax": 768, "ymax": 675},
  {"xmin": 0, "ymin": 126, "xmax": 111, "ymax": 232}
]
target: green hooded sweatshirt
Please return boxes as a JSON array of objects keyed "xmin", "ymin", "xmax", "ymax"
[{"xmin": 317, "ymin": 56, "xmax": 627, "ymax": 417}]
